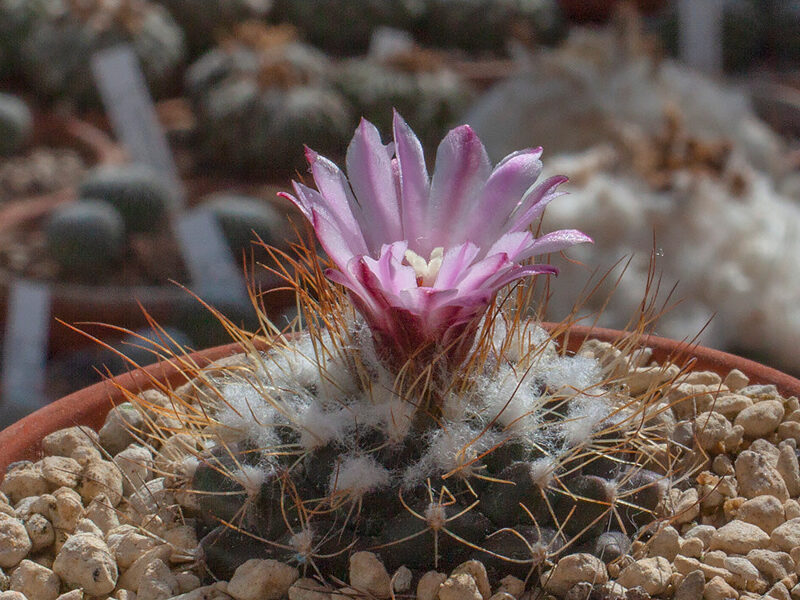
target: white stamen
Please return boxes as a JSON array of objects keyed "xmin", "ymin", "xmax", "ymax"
[{"xmin": 405, "ymin": 247, "xmax": 444, "ymax": 286}]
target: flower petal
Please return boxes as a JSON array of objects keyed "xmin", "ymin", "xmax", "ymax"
[
  {"xmin": 519, "ymin": 229, "xmax": 593, "ymax": 260},
  {"xmin": 426, "ymin": 124, "xmax": 492, "ymax": 254},
  {"xmin": 507, "ymin": 175, "xmax": 568, "ymax": 233},
  {"xmin": 433, "ymin": 242, "xmax": 480, "ymax": 289},
  {"xmin": 392, "ymin": 111, "xmax": 430, "ymax": 246},
  {"xmin": 346, "ymin": 118, "xmax": 402, "ymax": 255},
  {"xmin": 460, "ymin": 148, "xmax": 543, "ymax": 246}
]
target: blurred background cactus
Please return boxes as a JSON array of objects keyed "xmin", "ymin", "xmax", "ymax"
[
  {"xmin": 8, "ymin": 0, "xmax": 186, "ymax": 105},
  {"xmin": 0, "ymin": 93, "xmax": 33, "ymax": 157}
]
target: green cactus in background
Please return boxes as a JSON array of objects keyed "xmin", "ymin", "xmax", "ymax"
[
  {"xmin": 78, "ymin": 165, "xmax": 174, "ymax": 233},
  {"xmin": 198, "ymin": 194, "xmax": 288, "ymax": 255},
  {"xmin": 16, "ymin": 0, "xmax": 185, "ymax": 105},
  {"xmin": 153, "ymin": 0, "xmax": 272, "ymax": 54},
  {"xmin": 187, "ymin": 25, "xmax": 353, "ymax": 175},
  {"xmin": 44, "ymin": 199, "xmax": 126, "ymax": 277},
  {"xmin": 0, "ymin": 93, "xmax": 33, "ymax": 157}
]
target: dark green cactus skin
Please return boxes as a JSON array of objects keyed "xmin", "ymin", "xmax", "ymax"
[
  {"xmin": 189, "ymin": 391, "xmax": 675, "ymax": 583},
  {"xmin": 0, "ymin": 0, "xmax": 53, "ymax": 78},
  {"xmin": 0, "ymin": 93, "xmax": 33, "ymax": 157},
  {"xmin": 197, "ymin": 194, "xmax": 287, "ymax": 255},
  {"xmin": 14, "ymin": 0, "xmax": 185, "ymax": 105},
  {"xmin": 44, "ymin": 199, "xmax": 126, "ymax": 276},
  {"xmin": 418, "ymin": 0, "xmax": 567, "ymax": 54},
  {"xmin": 269, "ymin": 0, "xmax": 420, "ymax": 56},
  {"xmin": 187, "ymin": 40, "xmax": 353, "ymax": 175},
  {"xmin": 78, "ymin": 165, "xmax": 174, "ymax": 233},
  {"xmin": 153, "ymin": 0, "xmax": 272, "ymax": 54},
  {"xmin": 333, "ymin": 58, "xmax": 474, "ymax": 154}
]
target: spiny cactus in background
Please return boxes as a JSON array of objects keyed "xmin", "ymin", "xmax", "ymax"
[
  {"xmin": 14, "ymin": 0, "xmax": 185, "ymax": 105},
  {"xmin": 153, "ymin": 0, "xmax": 272, "ymax": 53},
  {"xmin": 269, "ymin": 0, "xmax": 420, "ymax": 55},
  {"xmin": 187, "ymin": 24, "xmax": 353, "ymax": 175},
  {"xmin": 418, "ymin": 0, "xmax": 567, "ymax": 54},
  {"xmin": 0, "ymin": 0, "xmax": 53, "ymax": 78},
  {"xmin": 106, "ymin": 113, "xmax": 698, "ymax": 590},
  {"xmin": 198, "ymin": 194, "xmax": 288, "ymax": 255},
  {"xmin": 0, "ymin": 93, "xmax": 33, "ymax": 157},
  {"xmin": 44, "ymin": 199, "xmax": 126, "ymax": 277},
  {"xmin": 333, "ymin": 50, "xmax": 474, "ymax": 153},
  {"xmin": 78, "ymin": 164, "xmax": 174, "ymax": 233}
]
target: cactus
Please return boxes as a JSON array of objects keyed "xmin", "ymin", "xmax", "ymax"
[
  {"xmin": 16, "ymin": 0, "xmax": 186, "ymax": 105},
  {"xmin": 0, "ymin": 93, "xmax": 33, "ymax": 157},
  {"xmin": 153, "ymin": 0, "xmax": 272, "ymax": 53},
  {"xmin": 107, "ymin": 114, "xmax": 693, "ymax": 591},
  {"xmin": 332, "ymin": 55, "xmax": 474, "ymax": 153},
  {"xmin": 78, "ymin": 164, "xmax": 174, "ymax": 233},
  {"xmin": 418, "ymin": 0, "xmax": 567, "ymax": 54},
  {"xmin": 269, "ymin": 0, "xmax": 420, "ymax": 55},
  {"xmin": 44, "ymin": 199, "xmax": 126, "ymax": 276},
  {"xmin": 198, "ymin": 194, "xmax": 288, "ymax": 255},
  {"xmin": 187, "ymin": 25, "xmax": 353, "ymax": 174},
  {"xmin": 0, "ymin": 0, "xmax": 54, "ymax": 78}
]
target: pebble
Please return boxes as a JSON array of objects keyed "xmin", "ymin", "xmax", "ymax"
[
  {"xmin": 724, "ymin": 369, "xmax": 749, "ymax": 391},
  {"xmin": 107, "ymin": 526, "xmax": 160, "ymax": 569},
  {"xmin": 674, "ymin": 569, "xmax": 705, "ymax": 600},
  {"xmin": 648, "ymin": 525, "xmax": 681, "ymax": 561},
  {"xmin": 0, "ymin": 592, "xmax": 28, "ymax": 599},
  {"xmin": 543, "ymin": 553, "xmax": 608, "ymax": 597},
  {"xmin": 735, "ymin": 451, "xmax": 790, "ymax": 502},
  {"xmin": 770, "ymin": 518, "xmax": 800, "ymax": 553},
  {"xmin": 52, "ymin": 532, "xmax": 117, "ymax": 596},
  {"xmin": 288, "ymin": 578, "xmax": 330, "ymax": 600},
  {"xmin": 113, "ymin": 444, "xmax": 153, "ymax": 496},
  {"xmin": 684, "ymin": 524, "xmax": 716, "ymax": 549},
  {"xmin": 439, "ymin": 574, "xmax": 482, "ymax": 600},
  {"xmin": 735, "ymin": 401, "xmax": 785, "ymax": 437},
  {"xmin": 55, "ymin": 591, "xmax": 83, "ymax": 599},
  {"xmin": 227, "ymin": 559, "xmax": 298, "ymax": 600},
  {"xmin": 777, "ymin": 443, "xmax": 800, "ymax": 497},
  {"xmin": 704, "ymin": 575, "xmax": 739, "ymax": 600},
  {"xmin": 9, "ymin": 559, "xmax": 60, "ymax": 600},
  {"xmin": 137, "ymin": 558, "xmax": 180, "ymax": 600},
  {"xmin": 737, "ymin": 495, "xmax": 786, "ymax": 533},
  {"xmin": 349, "ymin": 552, "xmax": 391, "ymax": 598},
  {"xmin": 497, "ymin": 575, "xmax": 525, "ymax": 598},
  {"xmin": 51, "ymin": 488, "xmax": 83, "ymax": 532},
  {"xmin": 664, "ymin": 488, "xmax": 700, "ymax": 524},
  {"xmin": 391, "ymin": 566, "xmax": 412, "ymax": 593},
  {"xmin": 709, "ymin": 519, "xmax": 770, "ymax": 554},
  {"xmin": 696, "ymin": 412, "xmax": 734, "ymax": 453},
  {"xmin": 79, "ymin": 460, "xmax": 123, "ymax": 506},
  {"xmin": 0, "ymin": 513, "xmax": 31, "ymax": 568},
  {"xmin": 39, "ymin": 457, "xmax": 82, "ymax": 490},
  {"xmin": 616, "ymin": 557, "xmax": 672, "ymax": 596},
  {"xmin": 41, "ymin": 427, "xmax": 101, "ymax": 463},
  {"xmin": 747, "ymin": 549, "xmax": 794, "ymax": 582},
  {"xmin": 723, "ymin": 556, "xmax": 766, "ymax": 594},
  {"xmin": 0, "ymin": 462, "xmax": 48, "ymax": 504},
  {"xmin": 99, "ymin": 403, "xmax": 144, "ymax": 455},
  {"xmin": 24, "ymin": 513, "xmax": 54, "ymax": 551},
  {"xmin": 117, "ymin": 544, "xmax": 172, "ymax": 591},
  {"xmin": 452, "ymin": 560, "xmax": 491, "ymax": 600},
  {"xmin": 778, "ymin": 421, "xmax": 800, "ymax": 444},
  {"xmin": 84, "ymin": 494, "xmax": 119, "ymax": 535},
  {"xmin": 715, "ymin": 394, "xmax": 753, "ymax": 418},
  {"xmin": 417, "ymin": 571, "xmax": 446, "ymax": 600}
]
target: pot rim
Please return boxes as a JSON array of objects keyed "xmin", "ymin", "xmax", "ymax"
[{"xmin": 1, "ymin": 323, "xmax": 798, "ymax": 473}]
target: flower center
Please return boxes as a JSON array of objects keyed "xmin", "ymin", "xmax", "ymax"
[{"xmin": 405, "ymin": 247, "xmax": 444, "ymax": 287}]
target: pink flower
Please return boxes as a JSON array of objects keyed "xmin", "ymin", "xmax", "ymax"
[{"xmin": 282, "ymin": 111, "xmax": 591, "ymax": 368}]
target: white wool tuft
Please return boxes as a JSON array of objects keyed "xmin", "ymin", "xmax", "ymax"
[
  {"xmin": 477, "ymin": 365, "xmax": 544, "ymax": 431},
  {"xmin": 537, "ymin": 354, "xmax": 602, "ymax": 393},
  {"xmin": 215, "ymin": 380, "xmax": 280, "ymax": 448},
  {"xmin": 529, "ymin": 456, "xmax": 557, "ymax": 488},
  {"xmin": 404, "ymin": 422, "xmax": 498, "ymax": 485},
  {"xmin": 561, "ymin": 394, "xmax": 612, "ymax": 447},
  {"xmin": 296, "ymin": 402, "xmax": 352, "ymax": 451},
  {"xmin": 235, "ymin": 464, "xmax": 271, "ymax": 498},
  {"xmin": 329, "ymin": 454, "xmax": 391, "ymax": 497}
]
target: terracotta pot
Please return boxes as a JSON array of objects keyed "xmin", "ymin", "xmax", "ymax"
[{"xmin": 2, "ymin": 323, "xmax": 800, "ymax": 474}]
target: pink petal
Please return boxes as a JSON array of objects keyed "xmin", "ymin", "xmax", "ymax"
[
  {"xmin": 485, "ymin": 263, "xmax": 559, "ymax": 290},
  {"xmin": 392, "ymin": 111, "xmax": 430, "ymax": 246},
  {"xmin": 425, "ymin": 125, "xmax": 491, "ymax": 254},
  {"xmin": 519, "ymin": 229, "xmax": 593, "ymax": 260},
  {"xmin": 507, "ymin": 175, "xmax": 568, "ymax": 233},
  {"xmin": 362, "ymin": 242, "xmax": 417, "ymax": 296},
  {"xmin": 484, "ymin": 231, "xmax": 535, "ymax": 262},
  {"xmin": 433, "ymin": 242, "xmax": 480, "ymax": 289},
  {"xmin": 346, "ymin": 119, "xmax": 402, "ymax": 255},
  {"xmin": 305, "ymin": 149, "xmax": 369, "ymax": 255},
  {"xmin": 460, "ymin": 148, "xmax": 543, "ymax": 246},
  {"xmin": 453, "ymin": 253, "xmax": 511, "ymax": 294}
]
